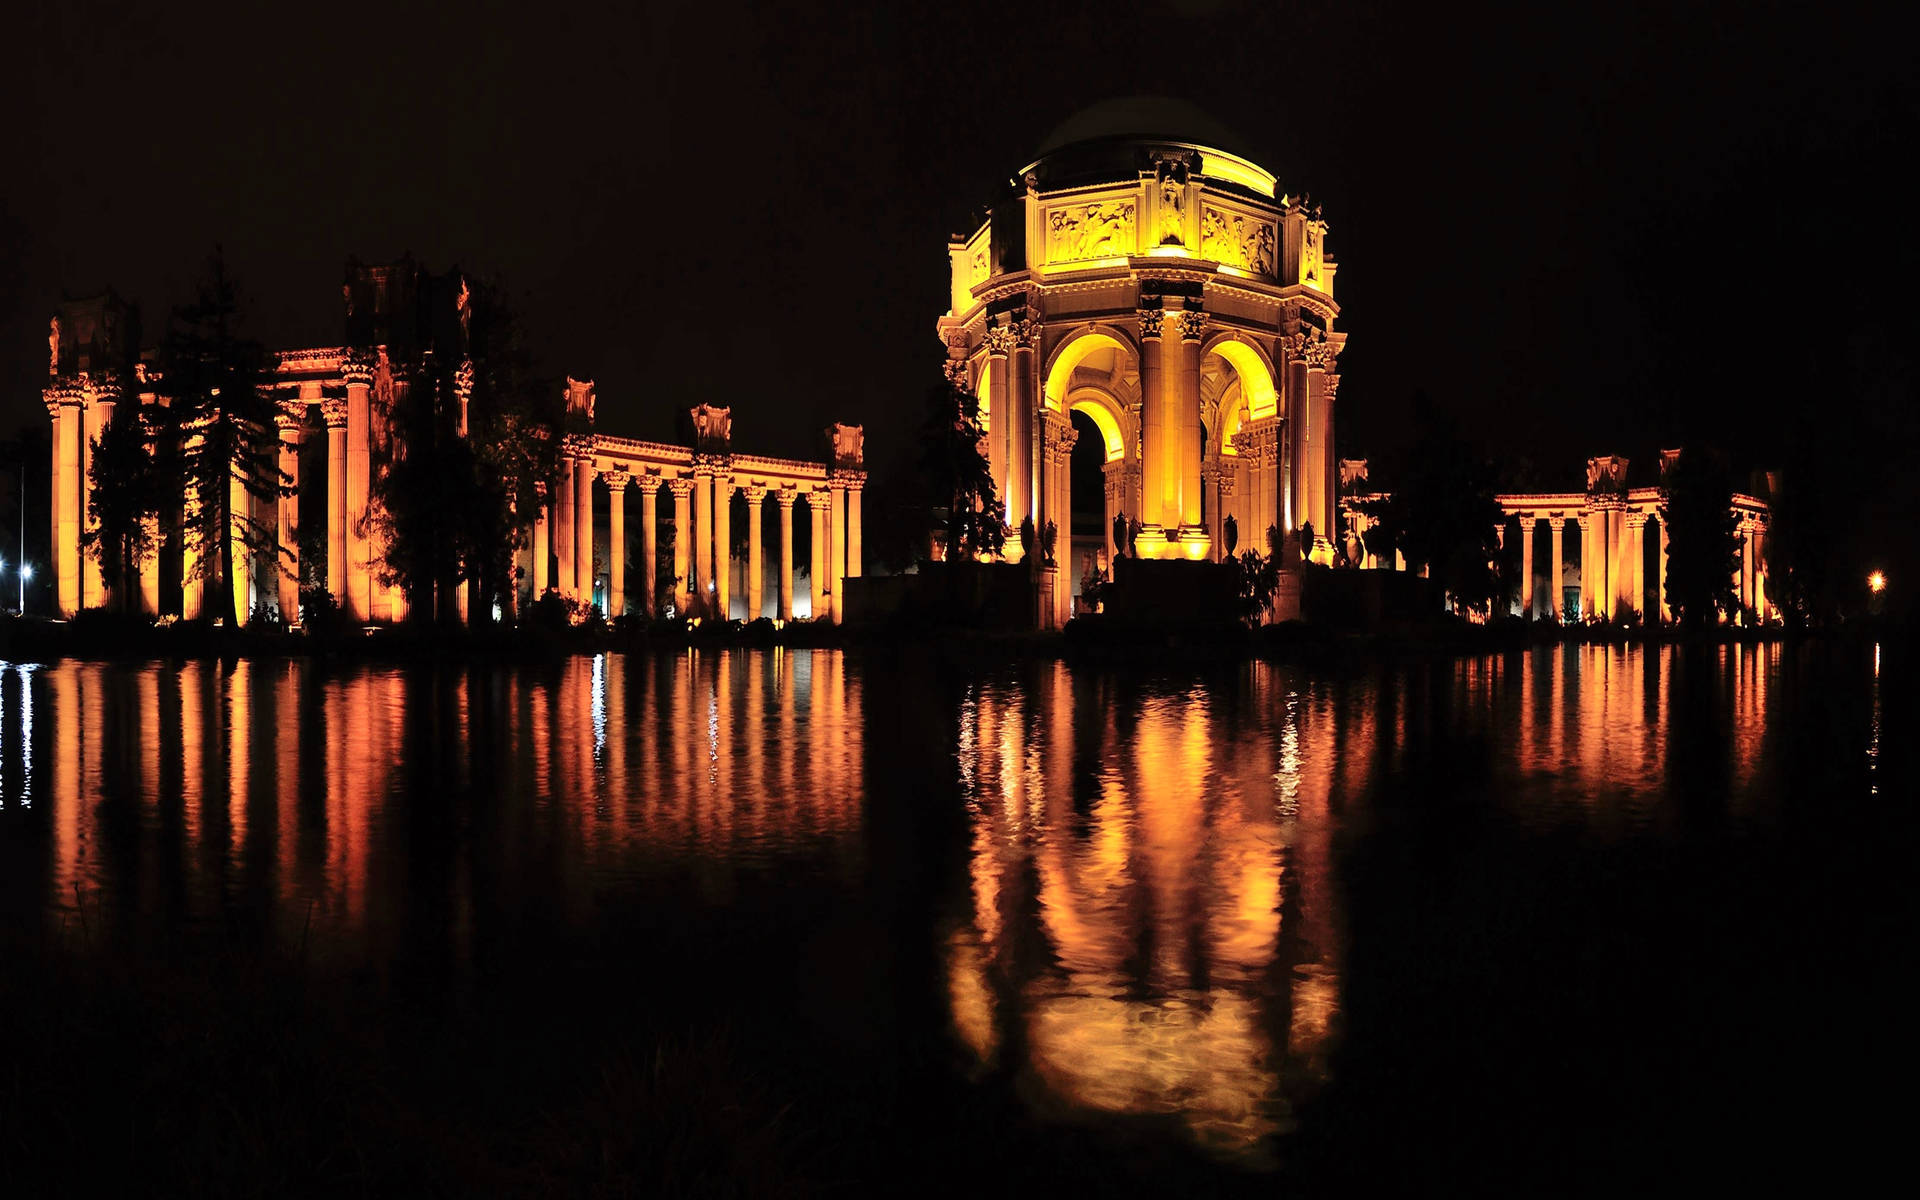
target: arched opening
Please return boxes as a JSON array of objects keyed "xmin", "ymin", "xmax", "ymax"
[
  {"xmin": 1044, "ymin": 329, "xmax": 1138, "ymax": 412},
  {"xmin": 1068, "ymin": 409, "xmax": 1109, "ymax": 603},
  {"xmin": 1202, "ymin": 337, "xmax": 1278, "ymax": 420}
]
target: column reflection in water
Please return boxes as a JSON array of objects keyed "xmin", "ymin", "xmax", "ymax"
[
  {"xmin": 7, "ymin": 654, "xmax": 867, "ymax": 959},
  {"xmin": 947, "ymin": 662, "xmax": 1347, "ymax": 1163}
]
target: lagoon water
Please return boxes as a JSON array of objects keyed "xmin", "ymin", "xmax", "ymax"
[{"xmin": 0, "ymin": 643, "xmax": 1908, "ymax": 1191}]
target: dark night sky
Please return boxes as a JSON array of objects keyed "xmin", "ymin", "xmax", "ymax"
[{"xmin": 4, "ymin": 1, "xmax": 1914, "ymax": 508}]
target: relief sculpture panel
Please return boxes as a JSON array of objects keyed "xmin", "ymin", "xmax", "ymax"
[
  {"xmin": 1201, "ymin": 207, "xmax": 1277, "ymax": 275},
  {"xmin": 1046, "ymin": 201, "xmax": 1136, "ymax": 264}
]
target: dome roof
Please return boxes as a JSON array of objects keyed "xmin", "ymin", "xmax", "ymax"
[{"xmin": 1034, "ymin": 96, "xmax": 1264, "ymax": 165}]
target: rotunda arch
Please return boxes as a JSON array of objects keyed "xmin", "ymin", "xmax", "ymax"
[
  {"xmin": 1200, "ymin": 333, "xmax": 1278, "ymax": 421},
  {"xmin": 1043, "ymin": 326, "xmax": 1140, "ymax": 413},
  {"xmin": 1065, "ymin": 386, "xmax": 1131, "ymax": 463}
]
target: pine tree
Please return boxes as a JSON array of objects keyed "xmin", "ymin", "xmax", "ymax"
[
  {"xmin": 160, "ymin": 250, "xmax": 285, "ymax": 627},
  {"xmin": 1660, "ymin": 447, "xmax": 1742, "ymax": 629},
  {"xmin": 81, "ymin": 410, "xmax": 163, "ymax": 609},
  {"xmin": 922, "ymin": 377, "xmax": 1005, "ymax": 561}
]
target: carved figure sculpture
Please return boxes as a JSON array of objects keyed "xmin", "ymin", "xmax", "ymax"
[
  {"xmin": 48, "ymin": 316, "xmax": 59, "ymax": 375},
  {"xmin": 566, "ymin": 377, "xmax": 597, "ymax": 423},
  {"xmin": 827, "ymin": 422, "xmax": 865, "ymax": 469},
  {"xmin": 1158, "ymin": 177, "xmax": 1185, "ymax": 246},
  {"xmin": 692, "ymin": 403, "xmax": 732, "ymax": 452},
  {"xmin": 1049, "ymin": 202, "xmax": 1135, "ymax": 262}
]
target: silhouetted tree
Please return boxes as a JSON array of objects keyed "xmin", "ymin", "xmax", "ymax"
[
  {"xmin": 1357, "ymin": 394, "xmax": 1505, "ymax": 614},
  {"xmin": 1660, "ymin": 446, "xmax": 1742, "ymax": 629},
  {"xmin": 159, "ymin": 249, "xmax": 285, "ymax": 627},
  {"xmin": 922, "ymin": 378, "xmax": 1004, "ymax": 561},
  {"xmin": 81, "ymin": 411, "xmax": 163, "ymax": 609}
]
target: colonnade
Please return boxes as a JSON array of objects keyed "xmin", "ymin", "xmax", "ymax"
[
  {"xmin": 43, "ymin": 346, "xmax": 863, "ymax": 625},
  {"xmin": 534, "ymin": 438, "xmax": 864, "ymax": 623}
]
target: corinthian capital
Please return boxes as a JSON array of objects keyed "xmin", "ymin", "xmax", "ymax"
[
  {"xmin": 1011, "ymin": 313, "xmax": 1039, "ymax": 349},
  {"xmin": 341, "ymin": 349, "xmax": 375, "ymax": 386},
  {"xmin": 1177, "ymin": 309, "xmax": 1206, "ymax": 342},
  {"xmin": 320, "ymin": 396, "xmax": 349, "ymax": 426},
  {"xmin": 1137, "ymin": 307, "xmax": 1165, "ymax": 340},
  {"xmin": 983, "ymin": 324, "xmax": 1015, "ymax": 356}
]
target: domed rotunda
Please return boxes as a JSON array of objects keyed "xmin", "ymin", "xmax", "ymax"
[{"xmin": 938, "ymin": 98, "xmax": 1345, "ymax": 623}]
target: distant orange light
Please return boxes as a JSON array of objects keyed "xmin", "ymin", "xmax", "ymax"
[{"xmin": 1868, "ymin": 571, "xmax": 1887, "ymax": 594}]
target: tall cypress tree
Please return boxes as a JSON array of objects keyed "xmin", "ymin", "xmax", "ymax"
[
  {"xmin": 160, "ymin": 250, "xmax": 284, "ymax": 627},
  {"xmin": 1660, "ymin": 447, "xmax": 1742, "ymax": 629}
]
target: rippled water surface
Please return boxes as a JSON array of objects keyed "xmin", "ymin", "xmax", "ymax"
[{"xmin": 0, "ymin": 643, "xmax": 1907, "ymax": 1189}]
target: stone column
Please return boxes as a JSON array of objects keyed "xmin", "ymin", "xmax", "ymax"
[
  {"xmin": 275, "ymin": 402, "xmax": 303, "ymax": 622},
  {"xmin": 1176, "ymin": 310, "xmax": 1205, "ymax": 533},
  {"xmin": 827, "ymin": 481, "xmax": 846, "ymax": 623},
  {"xmin": 1305, "ymin": 358, "xmax": 1330, "ymax": 555},
  {"xmin": 640, "ymin": 478, "xmax": 658, "ymax": 618},
  {"xmin": 343, "ymin": 355, "xmax": 373, "ymax": 622},
  {"xmin": 1323, "ymin": 372, "xmax": 1341, "ymax": 553},
  {"xmin": 138, "ymin": 406, "xmax": 162, "ymax": 616},
  {"xmin": 984, "ymin": 325, "xmax": 1012, "ymax": 519},
  {"xmin": 1136, "ymin": 305, "xmax": 1168, "ymax": 545},
  {"xmin": 50, "ymin": 388, "xmax": 83, "ymax": 617},
  {"xmin": 668, "ymin": 477, "xmax": 694, "ymax": 615},
  {"xmin": 573, "ymin": 444, "xmax": 594, "ymax": 607},
  {"xmin": 1549, "ymin": 517, "xmax": 1564, "ymax": 621},
  {"xmin": 744, "ymin": 483, "xmax": 766, "ymax": 621},
  {"xmin": 776, "ymin": 487, "xmax": 796, "ymax": 620},
  {"xmin": 604, "ymin": 470, "xmax": 628, "ymax": 618},
  {"xmin": 82, "ymin": 383, "xmax": 115, "ymax": 609},
  {"xmin": 1657, "ymin": 517, "xmax": 1671, "ymax": 622},
  {"xmin": 1288, "ymin": 351, "xmax": 1311, "ymax": 540},
  {"xmin": 693, "ymin": 467, "xmax": 714, "ymax": 615},
  {"xmin": 531, "ymin": 484, "xmax": 550, "ymax": 597},
  {"xmin": 1626, "ymin": 512, "xmax": 1646, "ymax": 622},
  {"xmin": 846, "ymin": 480, "xmax": 863, "ymax": 581},
  {"xmin": 1739, "ymin": 520, "xmax": 1755, "ymax": 620},
  {"xmin": 1101, "ymin": 460, "xmax": 1119, "ymax": 565},
  {"xmin": 1520, "ymin": 518, "xmax": 1536, "ymax": 618},
  {"xmin": 808, "ymin": 491, "xmax": 825, "ymax": 620},
  {"xmin": 1576, "ymin": 513, "xmax": 1593, "ymax": 619},
  {"xmin": 555, "ymin": 456, "xmax": 575, "ymax": 601},
  {"xmin": 1008, "ymin": 317, "xmax": 1036, "ymax": 531},
  {"xmin": 713, "ymin": 471, "xmax": 732, "ymax": 620},
  {"xmin": 323, "ymin": 397, "xmax": 347, "ymax": 606}
]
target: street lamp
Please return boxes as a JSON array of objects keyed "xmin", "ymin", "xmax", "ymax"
[
  {"xmin": 18, "ymin": 561, "xmax": 31, "ymax": 615},
  {"xmin": 1868, "ymin": 571, "xmax": 1887, "ymax": 594}
]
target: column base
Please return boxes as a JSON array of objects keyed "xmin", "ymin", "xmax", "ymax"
[{"xmin": 1173, "ymin": 525, "xmax": 1212, "ymax": 561}]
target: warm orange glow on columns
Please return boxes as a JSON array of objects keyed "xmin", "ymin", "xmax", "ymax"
[
  {"xmin": 1657, "ymin": 518, "xmax": 1671, "ymax": 621},
  {"xmin": 82, "ymin": 390, "xmax": 112, "ymax": 609},
  {"xmin": 181, "ymin": 420, "xmax": 206, "ymax": 620},
  {"xmin": 1626, "ymin": 514, "xmax": 1646, "ymax": 622},
  {"xmin": 693, "ymin": 469, "xmax": 713, "ymax": 614},
  {"xmin": 846, "ymin": 484, "xmax": 862, "ymax": 581},
  {"xmin": 827, "ymin": 482, "xmax": 845, "ymax": 624},
  {"xmin": 344, "ymin": 363, "xmax": 372, "ymax": 622},
  {"xmin": 55, "ymin": 394, "xmax": 83, "ymax": 616},
  {"xmin": 985, "ymin": 337, "xmax": 1010, "ymax": 518},
  {"xmin": 639, "ymin": 480, "xmax": 659, "ymax": 618},
  {"xmin": 573, "ymin": 451, "xmax": 594, "ymax": 605},
  {"xmin": 1520, "ymin": 517, "xmax": 1536, "ymax": 617},
  {"xmin": 1306, "ymin": 364, "xmax": 1329, "ymax": 544},
  {"xmin": 531, "ymin": 490, "xmax": 550, "ymax": 596},
  {"xmin": 1008, "ymin": 326, "xmax": 1036, "ymax": 528},
  {"xmin": 743, "ymin": 484, "xmax": 765, "ymax": 621},
  {"xmin": 1288, "ymin": 355, "xmax": 1310, "ymax": 538},
  {"xmin": 712, "ymin": 472, "xmax": 732, "ymax": 619},
  {"xmin": 274, "ymin": 407, "xmax": 301, "ymax": 621},
  {"xmin": 323, "ymin": 399, "xmax": 346, "ymax": 604},
  {"xmin": 1138, "ymin": 310, "xmax": 1168, "ymax": 540},
  {"xmin": 1548, "ymin": 516, "xmax": 1564, "ymax": 620},
  {"xmin": 1176, "ymin": 315, "xmax": 1204, "ymax": 531},
  {"xmin": 554, "ymin": 458, "xmax": 575, "ymax": 601},
  {"xmin": 669, "ymin": 478, "xmax": 693, "ymax": 614},
  {"xmin": 807, "ymin": 493, "xmax": 824, "ymax": 620},
  {"xmin": 775, "ymin": 488, "xmax": 796, "ymax": 621},
  {"xmin": 605, "ymin": 471, "xmax": 628, "ymax": 618},
  {"xmin": 228, "ymin": 460, "xmax": 250, "ymax": 622}
]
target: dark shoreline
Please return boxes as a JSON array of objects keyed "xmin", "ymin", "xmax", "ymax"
[{"xmin": 0, "ymin": 609, "xmax": 1884, "ymax": 670}]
